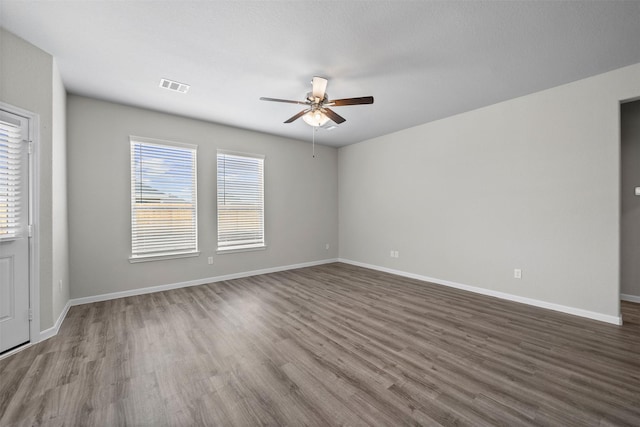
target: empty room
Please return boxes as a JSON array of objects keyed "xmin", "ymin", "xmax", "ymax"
[{"xmin": 1, "ymin": 1, "xmax": 640, "ymax": 426}]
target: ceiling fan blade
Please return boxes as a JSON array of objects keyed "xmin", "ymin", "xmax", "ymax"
[
  {"xmin": 329, "ymin": 96, "xmax": 374, "ymax": 106},
  {"xmin": 284, "ymin": 109, "xmax": 310, "ymax": 123},
  {"xmin": 323, "ymin": 108, "xmax": 346, "ymax": 124},
  {"xmin": 312, "ymin": 76, "xmax": 328, "ymax": 100},
  {"xmin": 260, "ymin": 97, "xmax": 309, "ymax": 106}
]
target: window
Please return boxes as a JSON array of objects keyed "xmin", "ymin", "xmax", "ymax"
[
  {"xmin": 130, "ymin": 136, "xmax": 198, "ymax": 261},
  {"xmin": 217, "ymin": 150, "xmax": 265, "ymax": 252},
  {"xmin": 0, "ymin": 118, "xmax": 24, "ymax": 241}
]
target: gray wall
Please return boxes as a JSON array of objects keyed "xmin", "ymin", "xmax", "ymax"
[
  {"xmin": 67, "ymin": 96, "xmax": 338, "ymax": 299},
  {"xmin": 621, "ymin": 100, "xmax": 640, "ymax": 298},
  {"xmin": 339, "ymin": 63, "xmax": 640, "ymax": 319},
  {"xmin": 6, "ymin": 24, "xmax": 640, "ymax": 326},
  {"xmin": 0, "ymin": 28, "xmax": 67, "ymax": 331},
  {"xmin": 52, "ymin": 60, "xmax": 70, "ymax": 319}
]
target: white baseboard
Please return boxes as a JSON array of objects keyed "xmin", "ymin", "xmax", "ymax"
[
  {"xmin": 5, "ymin": 256, "xmax": 624, "ymax": 362},
  {"xmin": 39, "ymin": 299, "xmax": 72, "ymax": 341},
  {"xmin": 2, "ymin": 259, "xmax": 337, "ymax": 360},
  {"xmin": 1, "ymin": 301, "xmax": 70, "ymax": 361},
  {"xmin": 70, "ymin": 258, "xmax": 339, "ymax": 306},
  {"xmin": 339, "ymin": 258, "xmax": 622, "ymax": 325},
  {"xmin": 621, "ymin": 293, "xmax": 640, "ymax": 303}
]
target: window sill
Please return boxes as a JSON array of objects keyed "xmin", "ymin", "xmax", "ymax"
[
  {"xmin": 129, "ymin": 251, "xmax": 200, "ymax": 263},
  {"xmin": 216, "ymin": 245, "xmax": 266, "ymax": 255}
]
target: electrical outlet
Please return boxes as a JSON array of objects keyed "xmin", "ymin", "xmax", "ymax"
[
  {"xmin": 58, "ymin": 279, "xmax": 62, "ymax": 291},
  {"xmin": 514, "ymin": 269, "xmax": 522, "ymax": 279},
  {"xmin": 325, "ymin": 243, "xmax": 330, "ymax": 250},
  {"xmin": 390, "ymin": 250, "xmax": 394, "ymax": 257},
  {"xmin": 395, "ymin": 251, "xmax": 400, "ymax": 258},
  {"xmin": 208, "ymin": 256, "xmax": 214, "ymax": 265}
]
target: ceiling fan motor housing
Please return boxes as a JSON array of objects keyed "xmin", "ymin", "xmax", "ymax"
[{"xmin": 307, "ymin": 92, "xmax": 328, "ymax": 108}]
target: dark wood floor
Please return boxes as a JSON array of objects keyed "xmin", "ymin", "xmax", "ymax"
[{"xmin": 1, "ymin": 263, "xmax": 639, "ymax": 426}]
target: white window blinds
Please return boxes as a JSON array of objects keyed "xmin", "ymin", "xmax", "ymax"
[
  {"xmin": 130, "ymin": 137, "xmax": 198, "ymax": 259},
  {"xmin": 217, "ymin": 151, "xmax": 265, "ymax": 251},
  {"xmin": 0, "ymin": 120, "xmax": 24, "ymax": 241}
]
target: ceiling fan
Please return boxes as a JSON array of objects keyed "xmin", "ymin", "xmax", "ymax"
[{"xmin": 260, "ymin": 76, "xmax": 374, "ymax": 127}]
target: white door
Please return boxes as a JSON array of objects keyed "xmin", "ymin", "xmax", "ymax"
[{"xmin": 0, "ymin": 111, "xmax": 30, "ymax": 354}]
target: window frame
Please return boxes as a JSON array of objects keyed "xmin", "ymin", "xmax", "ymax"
[
  {"xmin": 129, "ymin": 136, "xmax": 199, "ymax": 263},
  {"xmin": 216, "ymin": 149, "xmax": 266, "ymax": 254}
]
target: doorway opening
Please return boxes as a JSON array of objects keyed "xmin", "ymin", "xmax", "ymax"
[{"xmin": 620, "ymin": 99, "xmax": 640, "ymax": 325}]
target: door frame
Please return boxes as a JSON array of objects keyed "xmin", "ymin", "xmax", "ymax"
[{"xmin": 0, "ymin": 101, "xmax": 40, "ymax": 350}]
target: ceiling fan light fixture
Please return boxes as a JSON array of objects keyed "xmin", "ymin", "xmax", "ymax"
[{"xmin": 302, "ymin": 110, "xmax": 330, "ymax": 127}]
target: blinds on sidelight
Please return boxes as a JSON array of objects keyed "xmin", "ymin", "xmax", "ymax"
[{"xmin": 0, "ymin": 120, "xmax": 24, "ymax": 241}]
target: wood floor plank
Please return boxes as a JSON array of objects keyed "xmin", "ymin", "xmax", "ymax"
[{"xmin": 1, "ymin": 262, "xmax": 639, "ymax": 426}]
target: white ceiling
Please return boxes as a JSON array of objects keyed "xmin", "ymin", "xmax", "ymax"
[{"xmin": 1, "ymin": 1, "xmax": 639, "ymax": 147}]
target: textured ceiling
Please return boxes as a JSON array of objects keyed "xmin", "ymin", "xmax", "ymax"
[{"xmin": 1, "ymin": 1, "xmax": 640, "ymax": 147}]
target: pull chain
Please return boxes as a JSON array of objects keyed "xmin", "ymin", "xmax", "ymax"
[{"xmin": 312, "ymin": 126, "xmax": 316, "ymax": 158}]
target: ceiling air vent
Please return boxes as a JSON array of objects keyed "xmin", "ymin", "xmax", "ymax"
[{"xmin": 159, "ymin": 78, "xmax": 190, "ymax": 93}]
